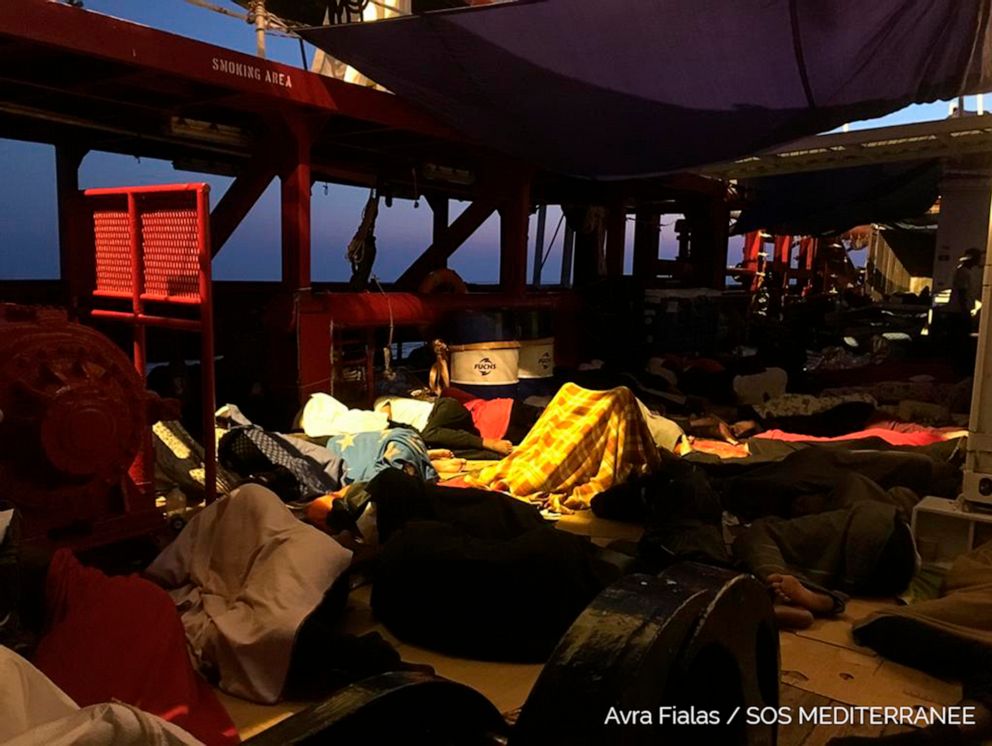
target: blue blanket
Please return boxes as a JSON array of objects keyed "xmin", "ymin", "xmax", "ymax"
[{"xmin": 327, "ymin": 428, "xmax": 438, "ymax": 485}]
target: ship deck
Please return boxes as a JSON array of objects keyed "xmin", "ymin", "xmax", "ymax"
[{"xmin": 216, "ymin": 510, "xmax": 957, "ymax": 744}]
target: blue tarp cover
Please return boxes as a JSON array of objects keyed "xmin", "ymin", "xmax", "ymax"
[{"xmin": 303, "ymin": 0, "xmax": 992, "ymax": 179}]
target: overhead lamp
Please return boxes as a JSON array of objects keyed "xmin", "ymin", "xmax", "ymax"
[
  {"xmin": 422, "ymin": 162, "xmax": 475, "ymax": 186},
  {"xmin": 168, "ymin": 117, "xmax": 251, "ymax": 148}
]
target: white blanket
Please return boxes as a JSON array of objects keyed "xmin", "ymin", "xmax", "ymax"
[
  {"xmin": 300, "ymin": 393, "xmax": 388, "ymax": 437},
  {"xmin": 636, "ymin": 399, "xmax": 685, "ymax": 453},
  {"xmin": 146, "ymin": 484, "xmax": 352, "ymax": 703},
  {"xmin": 0, "ymin": 646, "xmax": 201, "ymax": 746}
]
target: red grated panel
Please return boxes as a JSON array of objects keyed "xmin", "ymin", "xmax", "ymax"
[
  {"xmin": 81, "ymin": 182, "xmax": 217, "ymax": 505},
  {"xmin": 92, "ymin": 205, "xmax": 133, "ymax": 296},
  {"xmin": 138, "ymin": 193, "xmax": 201, "ymax": 301}
]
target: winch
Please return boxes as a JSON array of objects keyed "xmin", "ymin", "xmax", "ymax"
[{"xmin": 0, "ymin": 304, "xmax": 171, "ymax": 545}]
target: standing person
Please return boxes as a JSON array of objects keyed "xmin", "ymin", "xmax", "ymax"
[
  {"xmin": 949, "ymin": 247, "xmax": 984, "ymax": 373},
  {"xmin": 951, "ymin": 247, "xmax": 983, "ymax": 323}
]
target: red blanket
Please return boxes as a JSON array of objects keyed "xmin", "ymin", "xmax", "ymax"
[
  {"xmin": 463, "ymin": 397, "xmax": 514, "ymax": 441},
  {"xmin": 753, "ymin": 427, "xmax": 946, "ymax": 447},
  {"xmin": 33, "ymin": 549, "xmax": 239, "ymax": 745}
]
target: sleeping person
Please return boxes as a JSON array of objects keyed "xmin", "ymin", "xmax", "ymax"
[
  {"xmin": 374, "ymin": 395, "xmax": 541, "ymax": 460},
  {"xmin": 734, "ymin": 501, "xmax": 917, "ymax": 630}
]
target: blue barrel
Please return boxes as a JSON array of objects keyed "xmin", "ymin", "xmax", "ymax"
[{"xmin": 445, "ymin": 310, "xmax": 520, "ymax": 399}]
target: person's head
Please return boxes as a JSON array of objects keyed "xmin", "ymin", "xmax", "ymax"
[
  {"xmin": 372, "ymin": 396, "xmax": 395, "ymax": 419},
  {"xmin": 960, "ymin": 247, "xmax": 984, "ymax": 267}
]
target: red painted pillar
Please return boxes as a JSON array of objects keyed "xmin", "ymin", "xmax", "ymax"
[
  {"xmin": 605, "ymin": 205, "xmax": 627, "ymax": 278},
  {"xmin": 773, "ymin": 235, "xmax": 792, "ymax": 267},
  {"xmin": 773, "ymin": 234, "xmax": 792, "ymax": 289},
  {"xmin": 280, "ymin": 118, "xmax": 315, "ymax": 290},
  {"xmin": 428, "ymin": 194, "xmax": 450, "ymax": 268},
  {"xmin": 743, "ymin": 231, "xmax": 762, "ymax": 271},
  {"xmin": 633, "ymin": 207, "xmax": 660, "ymax": 282},
  {"xmin": 56, "ymin": 145, "xmax": 87, "ymax": 317},
  {"xmin": 499, "ymin": 176, "xmax": 531, "ymax": 295},
  {"xmin": 683, "ymin": 200, "xmax": 729, "ymax": 289},
  {"xmin": 797, "ymin": 236, "xmax": 817, "ymax": 291},
  {"xmin": 801, "ymin": 237, "xmax": 817, "ymax": 271},
  {"xmin": 744, "ymin": 232, "xmax": 765, "ymax": 293},
  {"xmin": 701, "ymin": 200, "xmax": 730, "ymax": 289}
]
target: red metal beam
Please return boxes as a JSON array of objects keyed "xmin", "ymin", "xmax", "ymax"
[
  {"xmin": 570, "ymin": 210, "xmax": 603, "ymax": 288},
  {"xmin": 499, "ymin": 177, "xmax": 532, "ymax": 295},
  {"xmin": 55, "ymin": 144, "xmax": 87, "ymax": 316},
  {"xmin": 633, "ymin": 207, "xmax": 660, "ymax": 282},
  {"xmin": 605, "ymin": 205, "xmax": 627, "ymax": 278},
  {"xmin": 280, "ymin": 120, "xmax": 314, "ymax": 290},
  {"xmin": 396, "ymin": 196, "xmax": 500, "ymax": 288},
  {"xmin": 0, "ymin": 0, "xmax": 458, "ymax": 138},
  {"xmin": 743, "ymin": 231, "xmax": 762, "ymax": 273},
  {"xmin": 773, "ymin": 235, "xmax": 792, "ymax": 268},
  {"xmin": 210, "ymin": 154, "xmax": 277, "ymax": 258},
  {"xmin": 297, "ymin": 291, "xmax": 573, "ymax": 328},
  {"xmin": 427, "ymin": 193, "xmax": 450, "ymax": 262},
  {"xmin": 696, "ymin": 199, "xmax": 730, "ymax": 289},
  {"xmin": 773, "ymin": 234, "xmax": 792, "ymax": 289},
  {"xmin": 799, "ymin": 237, "xmax": 817, "ymax": 271}
]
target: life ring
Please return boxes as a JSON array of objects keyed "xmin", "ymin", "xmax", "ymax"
[{"xmin": 419, "ymin": 268, "xmax": 468, "ymax": 295}]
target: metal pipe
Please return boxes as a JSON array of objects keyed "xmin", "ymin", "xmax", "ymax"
[
  {"xmin": 532, "ymin": 204, "xmax": 547, "ymax": 287},
  {"xmin": 254, "ymin": 0, "xmax": 267, "ymax": 58},
  {"xmin": 561, "ymin": 224, "xmax": 575, "ymax": 287},
  {"xmin": 89, "ymin": 310, "xmax": 203, "ymax": 331},
  {"xmin": 196, "ymin": 185, "xmax": 218, "ymax": 504}
]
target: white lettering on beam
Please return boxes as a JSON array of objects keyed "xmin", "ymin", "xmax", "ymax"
[{"xmin": 211, "ymin": 57, "xmax": 293, "ymax": 89}]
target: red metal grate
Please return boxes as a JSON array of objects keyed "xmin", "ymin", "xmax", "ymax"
[
  {"xmin": 80, "ymin": 183, "xmax": 217, "ymax": 504},
  {"xmin": 92, "ymin": 202, "xmax": 133, "ymax": 297},
  {"xmin": 139, "ymin": 193, "xmax": 202, "ymax": 303}
]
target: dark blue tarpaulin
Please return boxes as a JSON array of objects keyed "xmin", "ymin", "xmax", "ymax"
[
  {"xmin": 734, "ymin": 160, "xmax": 941, "ymax": 236},
  {"xmin": 302, "ymin": 0, "xmax": 992, "ymax": 179}
]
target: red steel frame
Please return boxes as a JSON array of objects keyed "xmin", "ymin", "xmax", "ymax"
[
  {"xmin": 82, "ymin": 183, "xmax": 217, "ymax": 504},
  {"xmin": 0, "ymin": 0, "xmax": 455, "ymax": 138}
]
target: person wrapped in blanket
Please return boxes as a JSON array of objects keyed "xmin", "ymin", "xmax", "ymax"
[
  {"xmin": 304, "ymin": 386, "xmax": 678, "ymax": 516},
  {"xmin": 468, "ymin": 383, "xmax": 666, "ymax": 512}
]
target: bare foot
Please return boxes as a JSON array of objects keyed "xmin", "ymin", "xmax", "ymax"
[
  {"xmin": 483, "ymin": 438, "xmax": 514, "ymax": 456},
  {"xmin": 774, "ymin": 604, "xmax": 814, "ymax": 630},
  {"xmin": 768, "ymin": 574, "xmax": 836, "ymax": 614},
  {"xmin": 432, "ymin": 457, "xmax": 467, "ymax": 472}
]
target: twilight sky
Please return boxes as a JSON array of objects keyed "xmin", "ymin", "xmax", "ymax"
[{"xmin": 0, "ymin": 0, "xmax": 964, "ymax": 284}]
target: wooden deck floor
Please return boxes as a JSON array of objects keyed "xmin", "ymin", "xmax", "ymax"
[{"xmin": 216, "ymin": 511, "xmax": 960, "ymax": 744}]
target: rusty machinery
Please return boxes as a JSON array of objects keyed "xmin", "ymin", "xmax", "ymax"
[{"xmin": 0, "ymin": 304, "xmax": 174, "ymax": 546}]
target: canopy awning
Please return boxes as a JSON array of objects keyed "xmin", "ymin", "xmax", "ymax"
[
  {"xmin": 302, "ymin": 0, "xmax": 992, "ymax": 179},
  {"xmin": 734, "ymin": 160, "xmax": 941, "ymax": 236}
]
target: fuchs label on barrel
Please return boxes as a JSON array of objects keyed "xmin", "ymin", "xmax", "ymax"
[
  {"xmin": 518, "ymin": 337, "xmax": 554, "ymax": 379},
  {"xmin": 450, "ymin": 345, "xmax": 519, "ymax": 385}
]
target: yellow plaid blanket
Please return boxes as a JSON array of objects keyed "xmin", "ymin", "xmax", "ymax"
[{"xmin": 469, "ymin": 383, "xmax": 661, "ymax": 511}]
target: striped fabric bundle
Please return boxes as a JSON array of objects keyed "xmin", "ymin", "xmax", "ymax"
[{"xmin": 470, "ymin": 383, "xmax": 660, "ymax": 511}]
